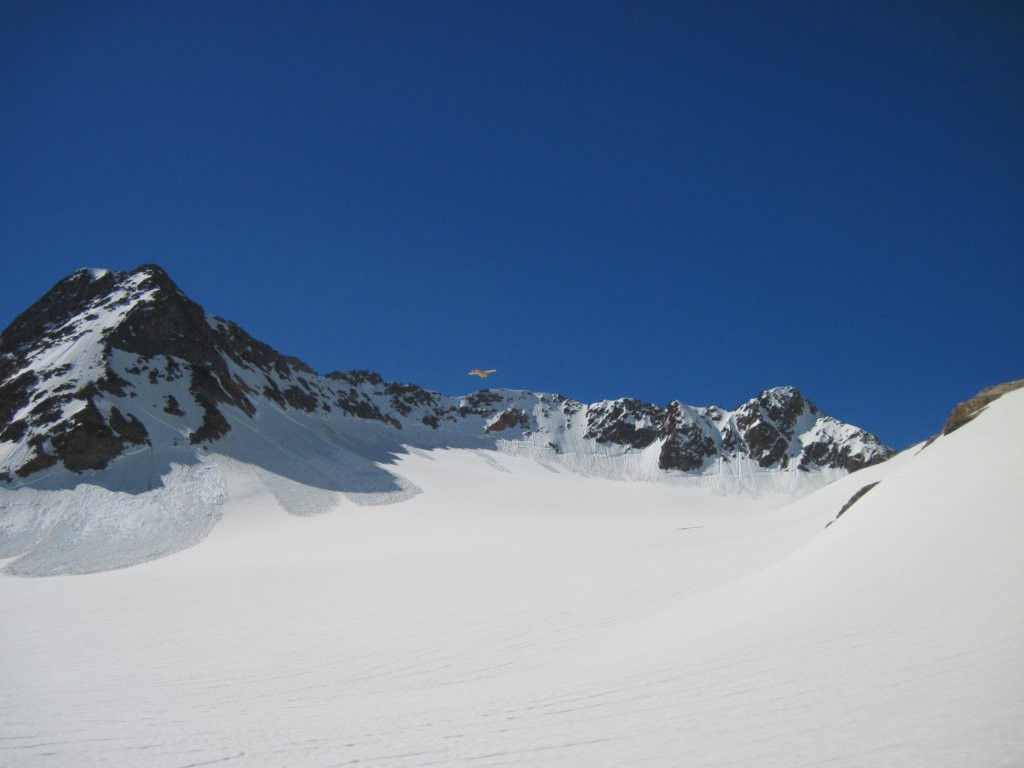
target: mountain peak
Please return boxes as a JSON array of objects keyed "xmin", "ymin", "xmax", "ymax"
[
  {"xmin": 760, "ymin": 384, "xmax": 802, "ymax": 399},
  {"xmin": 129, "ymin": 263, "xmax": 182, "ymax": 293},
  {"xmin": 73, "ymin": 267, "xmax": 112, "ymax": 281}
]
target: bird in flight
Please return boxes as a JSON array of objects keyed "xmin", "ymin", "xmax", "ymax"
[{"xmin": 469, "ymin": 369, "xmax": 497, "ymax": 379}]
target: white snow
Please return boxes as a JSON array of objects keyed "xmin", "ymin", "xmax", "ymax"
[
  {"xmin": 77, "ymin": 268, "xmax": 111, "ymax": 281},
  {"xmin": 4, "ymin": 274, "xmax": 160, "ymax": 427},
  {"xmin": 1, "ymin": 386, "xmax": 1021, "ymax": 766},
  {"xmin": 0, "ymin": 459, "xmax": 226, "ymax": 575}
]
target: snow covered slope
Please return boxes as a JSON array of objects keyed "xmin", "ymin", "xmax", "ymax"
[
  {"xmin": 0, "ymin": 265, "xmax": 892, "ymax": 572},
  {"xmin": 1, "ymin": 382, "xmax": 1020, "ymax": 767}
]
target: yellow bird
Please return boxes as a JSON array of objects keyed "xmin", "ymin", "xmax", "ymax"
[{"xmin": 469, "ymin": 369, "xmax": 497, "ymax": 379}]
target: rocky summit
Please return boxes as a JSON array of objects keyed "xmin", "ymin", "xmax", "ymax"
[{"xmin": 0, "ymin": 265, "xmax": 893, "ymax": 488}]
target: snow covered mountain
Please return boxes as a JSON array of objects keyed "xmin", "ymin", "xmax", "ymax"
[
  {"xmin": 2, "ymin": 264, "xmax": 1021, "ymax": 766},
  {"xmin": 0, "ymin": 264, "xmax": 891, "ymax": 488},
  {"xmin": 0, "ymin": 264, "xmax": 896, "ymax": 574},
  {"xmin": 2, "ymin": 366, "xmax": 1022, "ymax": 766}
]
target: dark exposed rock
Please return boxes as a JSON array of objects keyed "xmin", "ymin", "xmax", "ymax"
[
  {"xmin": 658, "ymin": 403, "xmax": 717, "ymax": 472},
  {"xmin": 96, "ymin": 367, "xmax": 132, "ymax": 397},
  {"xmin": 385, "ymin": 382, "xmax": 438, "ymax": 417},
  {"xmin": 801, "ymin": 439, "xmax": 889, "ymax": 473},
  {"xmin": 16, "ymin": 443, "xmax": 59, "ymax": 477},
  {"xmin": 164, "ymin": 357, "xmax": 183, "ymax": 380},
  {"xmin": 189, "ymin": 395, "xmax": 231, "ymax": 445},
  {"xmin": 705, "ymin": 405, "xmax": 726, "ymax": 422},
  {"xmin": 214, "ymin": 319, "xmax": 315, "ymax": 381},
  {"xmin": 0, "ymin": 269, "xmax": 118, "ymax": 357},
  {"xmin": 40, "ymin": 364, "xmax": 73, "ymax": 381},
  {"xmin": 721, "ymin": 426, "xmax": 740, "ymax": 453},
  {"xmin": 843, "ymin": 448, "xmax": 889, "ymax": 473},
  {"xmin": 758, "ymin": 386, "xmax": 808, "ymax": 429},
  {"xmin": 463, "ymin": 389, "xmax": 504, "ymax": 410},
  {"xmin": 48, "ymin": 400, "xmax": 135, "ymax": 472},
  {"xmin": 332, "ymin": 390, "xmax": 400, "ymax": 428},
  {"xmin": 101, "ymin": 266, "xmax": 305, "ymax": 424},
  {"xmin": 1, "ymin": 418, "xmax": 27, "ymax": 443},
  {"xmin": 0, "ymin": 371, "xmax": 38, "ymax": 440},
  {"xmin": 741, "ymin": 422, "xmax": 789, "ymax": 468},
  {"xmin": 109, "ymin": 407, "xmax": 148, "ymax": 445},
  {"xmin": 835, "ymin": 482, "xmax": 881, "ymax": 520},
  {"xmin": 103, "ymin": 267, "xmax": 207, "ymax": 356},
  {"xmin": 733, "ymin": 388, "xmax": 811, "ymax": 468},
  {"xmin": 733, "ymin": 387, "xmax": 894, "ymax": 472},
  {"xmin": 485, "ymin": 408, "xmax": 530, "ymax": 433},
  {"xmin": 585, "ymin": 399, "xmax": 661, "ymax": 449},
  {"xmin": 800, "ymin": 440, "xmax": 836, "ymax": 469},
  {"xmin": 29, "ymin": 395, "xmax": 70, "ymax": 426},
  {"xmin": 328, "ymin": 370, "xmax": 384, "ymax": 387},
  {"xmin": 163, "ymin": 395, "xmax": 185, "ymax": 417},
  {"xmin": 283, "ymin": 385, "xmax": 317, "ymax": 412},
  {"xmin": 189, "ymin": 365, "xmax": 242, "ymax": 415},
  {"xmin": 592, "ymin": 421, "xmax": 658, "ymax": 448},
  {"xmin": 459, "ymin": 390, "xmax": 507, "ymax": 418},
  {"xmin": 262, "ymin": 381, "xmax": 286, "ymax": 408},
  {"xmin": 658, "ymin": 436, "xmax": 710, "ymax": 471},
  {"xmin": 422, "ymin": 414, "xmax": 439, "ymax": 429}
]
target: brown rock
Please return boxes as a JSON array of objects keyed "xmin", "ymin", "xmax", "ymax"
[{"xmin": 942, "ymin": 379, "xmax": 1024, "ymax": 435}]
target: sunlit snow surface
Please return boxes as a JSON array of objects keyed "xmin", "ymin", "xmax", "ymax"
[{"xmin": 2, "ymin": 390, "xmax": 1022, "ymax": 767}]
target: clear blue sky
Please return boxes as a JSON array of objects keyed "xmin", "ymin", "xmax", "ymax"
[{"xmin": 2, "ymin": 1, "xmax": 1021, "ymax": 448}]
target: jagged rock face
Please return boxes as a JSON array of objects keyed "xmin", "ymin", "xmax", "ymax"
[
  {"xmin": 733, "ymin": 386, "xmax": 809, "ymax": 468},
  {"xmin": 585, "ymin": 399, "xmax": 661, "ymax": 449},
  {"xmin": 658, "ymin": 402, "xmax": 718, "ymax": 472},
  {"xmin": 485, "ymin": 408, "xmax": 531, "ymax": 433},
  {"xmin": 727, "ymin": 386, "xmax": 894, "ymax": 472},
  {"xmin": 0, "ymin": 264, "xmax": 895, "ymax": 483},
  {"xmin": 1, "ymin": 268, "xmax": 161, "ymax": 474},
  {"xmin": 0, "ymin": 269, "xmax": 121, "ymax": 361}
]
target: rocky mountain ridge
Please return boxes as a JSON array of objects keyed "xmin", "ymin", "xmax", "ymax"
[{"xmin": 0, "ymin": 265, "xmax": 894, "ymax": 488}]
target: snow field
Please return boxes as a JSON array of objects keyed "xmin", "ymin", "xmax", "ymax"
[{"xmin": 1, "ymin": 390, "xmax": 1022, "ymax": 766}]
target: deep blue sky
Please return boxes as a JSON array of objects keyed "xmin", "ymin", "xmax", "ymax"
[{"xmin": 2, "ymin": 1, "xmax": 1022, "ymax": 448}]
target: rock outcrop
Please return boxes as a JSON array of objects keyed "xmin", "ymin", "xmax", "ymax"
[{"xmin": 943, "ymin": 379, "xmax": 1024, "ymax": 435}]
